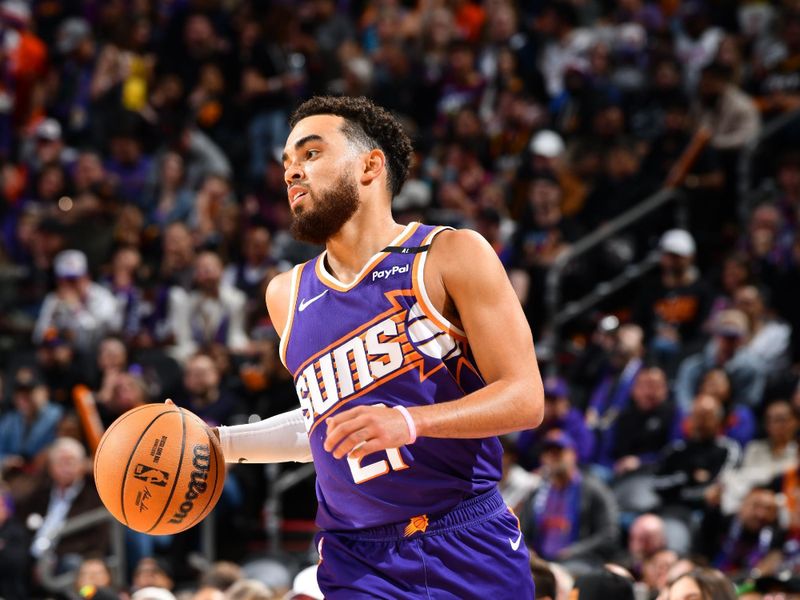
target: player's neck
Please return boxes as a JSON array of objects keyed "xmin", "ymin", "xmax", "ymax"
[{"xmin": 324, "ymin": 208, "xmax": 404, "ymax": 284}]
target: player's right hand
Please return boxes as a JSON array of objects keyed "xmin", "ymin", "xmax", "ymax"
[{"xmin": 324, "ymin": 405, "xmax": 412, "ymax": 460}]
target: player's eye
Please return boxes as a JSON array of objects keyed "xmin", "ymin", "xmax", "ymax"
[{"xmin": 306, "ymin": 149, "xmax": 319, "ymax": 159}]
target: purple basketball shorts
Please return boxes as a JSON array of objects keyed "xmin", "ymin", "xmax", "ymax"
[{"xmin": 315, "ymin": 488, "xmax": 535, "ymax": 599}]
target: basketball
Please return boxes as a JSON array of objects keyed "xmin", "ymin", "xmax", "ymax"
[{"xmin": 93, "ymin": 404, "xmax": 226, "ymax": 535}]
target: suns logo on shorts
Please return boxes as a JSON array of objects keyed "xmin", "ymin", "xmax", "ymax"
[
  {"xmin": 403, "ymin": 514, "xmax": 429, "ymax": 537},
  {"xmin": 294, "ymin": 290, "xmax": 463, "ymax": 432}
]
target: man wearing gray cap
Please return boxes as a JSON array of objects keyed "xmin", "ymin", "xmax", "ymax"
[{"xmin": 32, "ymin": 249, "xmax": 120, "ymax": 352}]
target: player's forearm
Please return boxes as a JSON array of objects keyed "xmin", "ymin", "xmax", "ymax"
[
  {"xmin": 216, "ymin": 408, "xmax": 313, "ymax": 463},
  {"xmin": 409, "ymin": 378, "xmax": 543, "ymax": 439}
]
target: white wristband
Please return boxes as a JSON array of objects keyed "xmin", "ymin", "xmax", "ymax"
[{"xmin": 393, "ymin": 405, "xmax": 417, "ymax": 444}]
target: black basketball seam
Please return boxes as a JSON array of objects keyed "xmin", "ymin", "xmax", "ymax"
[
  {"xmin": 146, "ymin": 407, "xmax": 187, "ymax": 533},
  {"xmin": 119, "ymin": 409, "xmax": 181, "ymax": 527},
  {"xmin": 94, "ymin": 404, "xmax": 159, "ymax": 484},
  {"xmin": 185, "ymin": 418, "xmax": 222, "ymax": 528}
]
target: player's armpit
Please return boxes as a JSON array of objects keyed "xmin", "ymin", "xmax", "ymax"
[
  {"xmin": 265, "ymin": 270, "xmax": 294, "ymax": 336},
  {"xmin": 414, "ymin": 228, "xmax": 544, "ymax": 438}
]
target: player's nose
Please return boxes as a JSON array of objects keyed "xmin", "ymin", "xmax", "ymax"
[{"xmin": 284, "ymin": 161, "xmax": 304, "ymax": 186}]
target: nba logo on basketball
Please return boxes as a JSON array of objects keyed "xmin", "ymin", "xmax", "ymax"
[{"xmin": 133, "ymin": 464, "xmax": 170, "ymax": 487}]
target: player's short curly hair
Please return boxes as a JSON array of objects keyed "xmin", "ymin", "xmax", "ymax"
[{"xmin": 289, "ymin": 96, "xmax": 413, "ymax": 197}]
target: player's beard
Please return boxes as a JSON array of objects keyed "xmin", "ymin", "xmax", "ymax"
[{"xmin": 290, "ymin": 171, "xmax": 360, "ymax": 245}]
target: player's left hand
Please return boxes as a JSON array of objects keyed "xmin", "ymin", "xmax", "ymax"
[{"xmin": 324, "ymin": 405, "xmax": 412, "ymax": 460}]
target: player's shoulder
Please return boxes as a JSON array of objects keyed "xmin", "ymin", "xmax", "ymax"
[
  {"xmin": 265, "ymin": 269, "xmax": 294, "ymax": 306},
  {"xmin": 428, "ymin": 227, "xmax": 494, "ymax": 262},
  {"xmin": 428, "ymin": 227, "xmax": 500, "ymax": 277}
]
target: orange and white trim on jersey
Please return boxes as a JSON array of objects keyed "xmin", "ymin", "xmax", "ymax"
[
  {"xmin": 411, "ymin": 226, "xmax": 468, "ymax": 342},
  {"xmin": 278, "ymin": 263, "xmax": 305, "ymax": 367},
  {"xmin": 314, "ymin": 221, "xmax": 421, "ymax": 292}
]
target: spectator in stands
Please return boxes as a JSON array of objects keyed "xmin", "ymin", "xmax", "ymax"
[
  {"xmin": 698, "ymin": 487, "xmax": 783, "ymax": 576},
  {"xmin": 51, "ymin": 17, "xmax": 96, "ymax": 144},
  {"xmin": 177, "ymin": 352, "xmax": 240, "ymax": 427},
  {"xmin": 521, "ymin": 430, "xmax": 619, "ymax": 571},
  {"xmin": 74, "ymin": 557, "xmax": 113, "ymax": 592},
  {"xmin": 92, "ymin": 336, "xmax": 128, "ymax": 406},
  {"xmin": 132, "ymin": 557, "xmax": 174, "ymax": 594},
  {"xmin": 653, "ymin": 394, "xmax": 740, "ymax": 528},
  {"xmin": 167, "ymin": 250, "xmax": 249, "ymax": 363},
  {"xmin": 696, "ymin": 62, "xmax": 761, "ymax": 153},
  {"xmin": 708, "ymin": 253, "xmax": 753, "ymax": 321},
  {"xmin": 33, "ymin": 249, "xmax": 120, "ymax": 353},
  {"xmin": 0, "ymin": 366, "xmax": 62, "ymax": 477},
  {"xmin": 624, "ymin": 513, "xmax": 667, "ymax": 578},
  {"xmin": 719, "ymin": 398, "xmax": 798, "ymax": 515},
  {"xmin": 571, "ymin": 568, "xmax": 635, "ymax": 600},
  {"xmin": 640, "ymin": 93, "xmax": 723, "ymax": 192},
  {"xmin": 21, "ymin": 437, "xmax": 109, "ymax": 573},
  {"xmin": 733, "ymin": 285, "xmax": 791, "ymax": 379},
  {"xmin": 22, "ymin": 118, "xmax": 78, "ymax": 180},
  {"xmin": 641, "ymin": 548, "xmax": 678, "ymax": 599},
  {"xmin": 190, "ymin": 174, "xmax": 236, "ymax": 250},
  {"xmin": 633, "ymin": 229, "xmax": 712, "ymax": 369},
  {"xmin": 674, "ymin": 309, "xmax": 766, "ymax": 411},
  {"xmin": 665, "ymin": 567, "xmax": 737, "ymax": 600},
  {"xmin": 517, "ymin": 376, "xmax": 594, "ymax": 470},
  {"xmin": 97, "ymin": 370, "xmax": 148, "ymax": 427},
  {"xmin": 142, "ymin": 152, "xmax": 194, "ymax": 230},
  {"xmin": 0, "ymin": 483, "xmax": 28, "ymax": 600},
  {"xmin": 197, "ymin": 560, "xmax": 244, "ymax": 594},
  {"xmin": 225, "ymin": 579, "xmax": 274, "ymax": 600},
  {"xmin": 222, "ymin": 224, "xmax": 283, "ymax": 329},
  {"xmin": 695, "ymin": 368, "xmax": 756, "ymax": 447},
  {"xmin": 585, "ymin": 324, "xmax": 644, "ymax": 468},
  {"xmin": 102, "ymin": 246, "xmax": 144, "ymax": 342},
  {"xmin": 612, "ymin": 366, "xmax": 679, "ymax": 477},
  {"xmin": 103, "ymin": 111, "xmax": 154, "ymax": 206},
  {"xmin": 160, "ymin": 223, "xmax": 196, "ymax": 292},
  {"xmin": 741, "ymin": 203, "xmax": 792, "ymax": 276}
]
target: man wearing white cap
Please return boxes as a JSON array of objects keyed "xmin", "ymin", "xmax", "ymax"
[
  {"xmin": 633, "ymin": 229, "xmax": 713, "ymax": 369},
  {"xmin": 33, "ymin": 249, "xmax": 120, "ymax": 352}
]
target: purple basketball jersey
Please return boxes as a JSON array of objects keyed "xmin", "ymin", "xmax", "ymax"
[{"xmin": 280, "ymin": 222, "xmax": 503, "ymax": 531}]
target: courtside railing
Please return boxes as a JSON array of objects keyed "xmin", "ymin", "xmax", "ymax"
[{"xmin": 540, "ymin": 187, "xmax": 688, "ymax": 369}]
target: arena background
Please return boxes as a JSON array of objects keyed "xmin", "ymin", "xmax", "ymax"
[{"xmin": 0, "ymin": 0, "xmax": 799, "ymax": 598}]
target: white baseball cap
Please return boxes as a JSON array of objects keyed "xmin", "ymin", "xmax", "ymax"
[
  {"xmin": 35, "ymin": 118, "xmax": 62, "ymax": 141},
  {"xmin": 529, "ymin": 130, "xmax": 565, "ymax": 158},
  {"xmin": 287, "ymin": 565, "xmax": 323, "ymax": 600},
  {"xmin": 131, "ymin": 587, "xmax": 176, "ymax": 600},
  {"xmin": 658, "ymin": 229, "xmax": 695, "ymax": 257},
  {"xmin": 54, "ymin": 249, "xmax": 88, "ymax": 278}
]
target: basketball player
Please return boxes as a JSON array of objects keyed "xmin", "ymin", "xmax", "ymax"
[{"xmin": 215, "ymin": 96, "xmax": 544, "ymax": 598}]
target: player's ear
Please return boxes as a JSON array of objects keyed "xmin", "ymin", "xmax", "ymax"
[{"xmin": 360, "ymin": 149, "xmax": 386, "ymax": 186}]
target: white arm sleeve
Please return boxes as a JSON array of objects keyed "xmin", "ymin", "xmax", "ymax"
[{"xmin": 217, "ymin": 408, "xmax": 313, "ymax": 464}]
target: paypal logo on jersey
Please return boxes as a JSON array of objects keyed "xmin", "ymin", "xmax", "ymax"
[{"xmin": 372, "ymin": 264, "xmax": 409, "ymax": 281}]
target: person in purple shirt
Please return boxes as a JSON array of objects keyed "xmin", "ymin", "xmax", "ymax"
[
  {"xmin": 199, "ymin": 96, "xmax": 545, "ymax": 599},
  {"xmin": 517, "ymin": 376, "xmax": 594, "ymax": 470},
  {"xmin": 102, "ymin": 112, "xmax": 154, "ymax": 206},
  {"xmin": 520, "ymin": 430, "xmax": 619, "ymax": 571}
]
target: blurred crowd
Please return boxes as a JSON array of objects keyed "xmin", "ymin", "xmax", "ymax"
[{"xmin": 0, "ymin": 0, "xmax": 799, "ymax": 598}]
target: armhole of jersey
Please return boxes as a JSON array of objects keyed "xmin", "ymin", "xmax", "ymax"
[
  {"xmin": 278, "ymin": 263, "xmax": 304, "ymax": 368},
  {"xmin": 411, "ymin": 226, "xmax": 468, "ymax": 341}
]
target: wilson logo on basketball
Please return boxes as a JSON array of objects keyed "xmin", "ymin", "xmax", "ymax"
[
  {"xmin": 168, "ymin": 444, "xmax": 211, "ymax": 525},
  {"xmin": 133, "ymin": 464, "xmax": 169, "ymax": 487}
]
